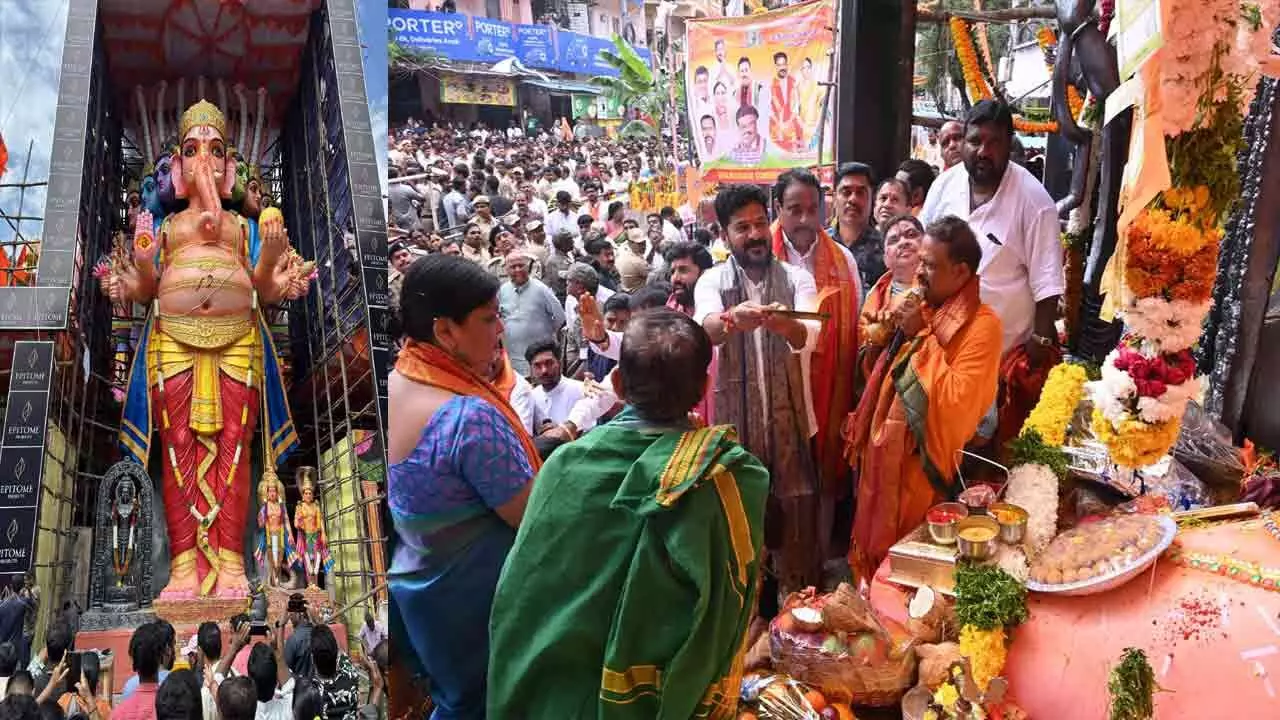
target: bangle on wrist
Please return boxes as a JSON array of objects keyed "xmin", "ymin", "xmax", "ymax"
[{"xmin": 1030, "ymin": 333, "xmax": 1055, "ymax": 347}]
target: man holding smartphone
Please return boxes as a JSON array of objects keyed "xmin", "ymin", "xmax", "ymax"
[{"xmin": 282, "ymin": 594, "xmax": 314, "ymax": 679}]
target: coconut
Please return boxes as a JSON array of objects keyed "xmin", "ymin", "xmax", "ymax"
[
  {"xmin": 790, "ymin": 606, "xmax": 825, "ymax": 633},
  {"xmin": 907, "ymin": 585, "xmax": 954, "ymax": 643},
  {"xmin": 821, "ymin": 582, "xmax": 882, "ymax": 634}
]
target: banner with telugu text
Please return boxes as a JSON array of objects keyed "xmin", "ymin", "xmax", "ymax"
[
  {"xmin": 685, "ymin": 0, "xmax": 836, "ymax": 184},
  {"xmin": 440, "ymin": 73, "xmax": 516, "ymax": 106}
]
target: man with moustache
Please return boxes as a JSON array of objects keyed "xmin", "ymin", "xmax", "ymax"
[
  {"xmin": 699, "ymin": 115, "xmax": 721, "ymax": 158},
  {"xmin": 580, "ymin": 241, "xmax": 716, "ymax": 420},
  {"xmin": 829, "ymin": 162, "xmax": 885, "ymax": 297},
  {"xmin": 769, "ymin": 52, "xmax": 803, "ymax": 150},
  {"xmin": 873, "ymin": 178, "xmax": 913, "ymax": 229},
  {"xmin": 937, "ymin": 119, "xmax": 964, "ymax": 171},
  {"xmin": 731, "ymin": 106, "xmax": 766, "ymax": 165},
  {"xmin": 770, "ymin": 169, "xmax": 862, "ymax": 564},
  {"xmin": 694, "ymin": 183, "xmax": 823, "ymax": 598},
  {"xmin": 844, "ymin": 216, "xmax": 1002, "ymax": 581},
  {"xmin": 921, "ymin": 100, "xmax": 1064, "ymax": 452}
]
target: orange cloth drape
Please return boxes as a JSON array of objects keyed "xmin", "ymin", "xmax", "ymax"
[
  {"xmin": 770, "ymin": 222, "xmax": 859, "ymax": 496},
  {"xmin": 395, "ymin": 340, "xmax": 542, "ymax": 471},
  {"xmin": 845, "ymin": 280, "xmax": 1002, "ymax": 580}
]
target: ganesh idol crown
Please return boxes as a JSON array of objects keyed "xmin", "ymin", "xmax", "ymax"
[{"xmin": 98, "ymin": 78, "xmax": 316, "ymax": 600}]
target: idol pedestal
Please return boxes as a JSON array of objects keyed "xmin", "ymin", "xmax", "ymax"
[{"xmin": 79, "ymin": 585, "xmax": 347, "ymax": 694}]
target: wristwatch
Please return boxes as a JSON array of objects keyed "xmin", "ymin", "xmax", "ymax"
[{"xmin": 1030, "ymin": 333, "xmax": 1055, "ymax": 347}]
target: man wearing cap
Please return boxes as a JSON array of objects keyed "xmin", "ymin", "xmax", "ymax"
[
  {"xmin": 388, "ymin": 241, "xmax": 415, "ymax": 320},
  {"xmin": 470, "ymin": 195, "xmax": 498, "ymax": 241},
  {"xmin": 543, "ymin": 230, "xmax": 577, "ymax": 304},
  {"xmin": 500, "ymin": 252, "xmax": 566, "ymax": 377},
  {"xmin": 544, "ymin": 191, "xmax": 579, "ymax": 242},
  {"xmin": 521, "ymin": 220, "xmax": 550, "ymax": 267},
  {"xmin": 615, "ymin": 228, "xmax": 652, "ymax": 293}
]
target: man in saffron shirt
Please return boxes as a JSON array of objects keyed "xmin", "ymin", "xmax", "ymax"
[
  {"xmin": 845, "ymin": 216, "xmax": 1001, "ymax": 581},
  {"xmin": 114, "ymin": 622, "xmax": 167, "ymax": 720}
]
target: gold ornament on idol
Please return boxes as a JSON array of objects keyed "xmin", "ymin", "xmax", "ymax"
[{"xmin": 179, "ymin": 99, "xmax": 227, "ymax": 139}]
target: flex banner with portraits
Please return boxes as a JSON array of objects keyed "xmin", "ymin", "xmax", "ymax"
[{"xmin": 685, "ymin": 0, "xmax": 836, "ymax": 183}]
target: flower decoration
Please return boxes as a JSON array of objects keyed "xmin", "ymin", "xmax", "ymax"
[
  {"xmin": 1021, "ymin": 362, "xmax": 1089, "ymax": 447},
  {"xmin": 951, "ymin": 18, "xmax": 994, "ymax": 102}
]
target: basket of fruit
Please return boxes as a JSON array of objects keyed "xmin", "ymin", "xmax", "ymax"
[{"xmin": 769, "ymin": 584, "xmax": 917, "ymax": 707}]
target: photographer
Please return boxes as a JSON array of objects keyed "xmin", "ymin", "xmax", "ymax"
[{"xmin": 281, "ymin": 596, "xmax": 313, "ymax": 680}]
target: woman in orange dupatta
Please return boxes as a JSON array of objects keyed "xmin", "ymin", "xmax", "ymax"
[
  {"xmin": 844, "ymin": 217, "xmax": 1002, "ymax": 582},
  {"xmin": 857, "ymin": 215, "xmax": 925, "ymax": 386},
  {"xmin": 387, "ymin": 255, "xmax": 541, "ymax": 719}
]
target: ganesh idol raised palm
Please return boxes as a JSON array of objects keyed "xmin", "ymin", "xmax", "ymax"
[{"xmin": 103, "ymin": 99, "xmax": 312, "ymax": 599}]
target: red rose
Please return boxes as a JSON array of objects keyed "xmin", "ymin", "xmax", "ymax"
[
  {"xmin": 1129, "ymin": 357, "xmax": 1151, "ymax": 379},
  {"xmin": 1114, "ymin": 354, "xmax": 1131, "ymax": 371}
]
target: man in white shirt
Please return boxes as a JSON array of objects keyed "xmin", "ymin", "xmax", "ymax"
[
  {"xmin": 920, "ymin": 99, "xmax": 1064, "ymax": 445},
  {"xmin": 244, "ymin": 633, "xmax": 294, "ymax": 720},
  {"xmin": 693, "ymin": 183, "xmax": 824, "ymax": 594},
  {"xmin": 543, "ymin": 191, "xmax": 579, "ymax": 241},
  {"xmin": 525, "ymin": 339, "xmax": 596, "ymax": 435}
]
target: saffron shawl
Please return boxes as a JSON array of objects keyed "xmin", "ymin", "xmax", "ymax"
[
  {"xmin": 395, "ymin": 339, "xmax": 542, "ymax": 471},
  {"xmin": 770, "ymin": 222, "xmax": 859, "ymax": 496}
]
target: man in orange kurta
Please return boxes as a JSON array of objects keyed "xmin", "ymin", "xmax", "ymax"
[{"xmin": 845, "ymin": 216, "xmax": 1002, "ymax": 580}]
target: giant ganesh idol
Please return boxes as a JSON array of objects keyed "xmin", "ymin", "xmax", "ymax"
[{"xmin": 101, "ymin": 98, "xmax": 312, "ymax": 599}]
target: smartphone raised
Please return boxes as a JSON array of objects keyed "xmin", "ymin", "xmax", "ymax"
[{"xmin": 64, "ymin": 652, "xmax": 82, "ymax": 696}]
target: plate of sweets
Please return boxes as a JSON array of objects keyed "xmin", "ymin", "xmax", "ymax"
[{"xmin": 1026, "ymin": 514, "xmax": 1177, "ymax": 596}]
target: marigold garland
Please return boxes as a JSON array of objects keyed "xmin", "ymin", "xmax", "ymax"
[
  {"xmin": 958, "ymin": 625, "xmax": 1008, "ymax": 693},
  {"xmin": 1090, "ymin": 409, "xmax": 1182, "ymax": 468},
  {"xmin": 1124, "ymin": 209, "xmax": 1220, "ymax": 303},
  {"xmin": 1021, "ymin": 362, "xmax": 1089, "ymax": 447},
  {"xmin": 1036, "ymin": 27, "xmax": 1086, "ymax": 121},
  {"xmin": 951, "ymin": 18, "xmax": 993, "ymax": 102},
  {"xmin": 952, "ymin": 19, "xmax": 1065, "ymax": 134}
]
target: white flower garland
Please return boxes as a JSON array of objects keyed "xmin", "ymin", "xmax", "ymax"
[{"xmin": 1004, "ymin": 463, "xmax": 1059, "ymax": 558}]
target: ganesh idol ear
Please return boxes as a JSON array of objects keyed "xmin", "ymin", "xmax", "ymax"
[
  {"xmin": 171, "ymin": 150, "xmax": 188, "ymax": 199},
  {"xmin": 221, "ymin": 152, "xmax": 237, "ymax": 199}
]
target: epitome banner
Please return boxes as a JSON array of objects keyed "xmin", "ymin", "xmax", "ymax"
[{"xmin": 685, "ymin": 0, "xmax": 836, "ymax": 183}]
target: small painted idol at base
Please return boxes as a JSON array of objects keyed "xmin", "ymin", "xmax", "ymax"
[
  {"xmin": 256, "ymin": 469, "xmax": 299, "ymax": 587},
  {"xmin": 293, "ymin": 467, "xmax": 334, "ymax": 590}
]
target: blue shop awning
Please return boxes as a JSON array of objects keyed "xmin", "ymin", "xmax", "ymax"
[{"xmin": 521, "ymin": 78, "xmax": 603, "ymax": 95}]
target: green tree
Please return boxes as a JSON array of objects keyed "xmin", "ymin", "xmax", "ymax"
[
  {"xmin": 591, "ymin": 34, "xmax": 687, "ymax": 163},
  {"xmin": 915, "ymin": 0, "xmax": 1022, "ymax": 115},
  {"xmin": 388, "ymin": 37, "xmax": 441, "ymax": 80}
]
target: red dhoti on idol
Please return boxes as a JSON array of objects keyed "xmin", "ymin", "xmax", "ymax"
[{"xmin": 147, "ymin": 312, "xmax": 262, "ymax": 598}]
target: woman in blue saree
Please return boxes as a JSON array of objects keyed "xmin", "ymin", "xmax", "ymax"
[{"xmin": 388, "ymin": 255, "xmax": 540, "ymax": 719}]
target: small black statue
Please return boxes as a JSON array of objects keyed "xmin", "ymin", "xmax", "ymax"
[{"xmin": 81, "ymin": 461, "xmax": 157, "ymax": 630}]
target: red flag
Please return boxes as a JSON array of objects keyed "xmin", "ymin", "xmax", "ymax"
[{"xmin": 0, "ymin": 132, "xmax": 8, "ymax": 178}]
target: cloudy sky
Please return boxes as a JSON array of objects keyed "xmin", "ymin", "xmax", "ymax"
[
  {"xmin": 0, "ymin": 0, "xmax": 388, "ymax": 248},
  {"xmin": 0, "ymin": 0, "xmax": 65, "ymax": 249}
]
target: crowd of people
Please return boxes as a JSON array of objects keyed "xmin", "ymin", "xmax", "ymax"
[
  {"xmin": 0, "ymin": 587, "xmax": 386, "ymax": 720},
  {"xmin": 388, "ymin": 97, "xmax": 1064, "ymax": 717}
]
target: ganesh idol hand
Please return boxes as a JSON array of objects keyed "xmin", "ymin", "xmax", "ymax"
[
  {"xmin": 132, "ymin": 210, "xmax": 158, "ymax": 267},
  {"xmin": 258, "ymin": 208, "xmax": 289, "ymax": 266}
]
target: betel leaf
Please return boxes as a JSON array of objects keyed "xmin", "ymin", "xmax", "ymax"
[
  {"xmin": 954, "ymin": 563, "xmax": 1029, "ymax": 631},
  {"xmin": 1108, "ymin": 647, "xmax": 1162, "ymax": 720},
  {"xmin": 1006, "ymin": 429, "xmax": 1070, "ymax": 481}
]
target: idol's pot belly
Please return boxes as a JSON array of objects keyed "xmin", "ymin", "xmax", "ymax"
[{"xmin": 157, "ymin": 245, "xmax": 254, "ymax": 318}]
